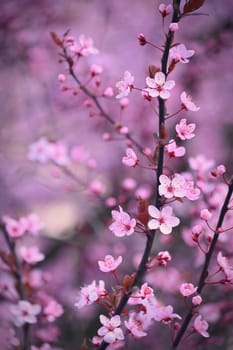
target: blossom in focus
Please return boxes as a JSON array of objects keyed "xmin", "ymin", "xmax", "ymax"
[
  {"xmin": 125, "ymin": 311, "xmax": 150, "ymax": 338},
  {"xmin": 180, "ymin": 283, "xmax": 197, "ymax": 297},
  {"xmin": 97, "ymin": 315, "xmax": 124, "ymax": 344},
  {"xmin": 181, "ymin": 91, "xmax": 200, "ymax": 112},
  {"xmin": 10, "ymin": 300, "xmax": 41, "ymax": 327},
  {"xmin": 19, "ymin": 246, "xmax": 45, "ymax": 265},
  {"xmin": 75, "ymin": 280, "xmax": 106, "ymax": 309},
  {"xmin": 148, "ymin": 205, "xmax": 180, "ymax": 234},
  {"xmin": 116, "ymin": 71, "xmax": 134, "ymax": 99},
  {"xmin": 145, "ymin": 72, "xmax": 175, "ymax": 99},
  {"xmin": 193, "ymin": 315, "xmax": 210, "ymax": 338},
  {"xmin": 122, "ymin": 148, "xmax": 138, "ymax": 167},
  {"xmin": 154, "ymin": 305, "xmax": 181, "ymax": 324},
  {"xmin": 159, "ymin": 174, "xmax": 186, "ymax": 198},
  {"xmin": 175, "ymin": 118, "xmax": 196, "ymax": 140},
  {"xmin": 28, "ymin": 137, "xmax": 51, "ymax": 163},
  {"xmin": 109, "ymin": 206, "xmax": 136, "ymax": 237},
  {"xmin": 165, "ymin": 140, "xmax": 185, "ymax": 158},
  {"xmin": 98, "ymin": 255, "xmax": 123, "ymax": 273},
  {"xmin": 169, "ymin": 44, "xmax": 195, "ymax": 63}
]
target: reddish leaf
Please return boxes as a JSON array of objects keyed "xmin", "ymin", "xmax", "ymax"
[
  {"xmin": 183, "ymin": 0, "xmax": 206, "ymax": 14},
  {"xmin": 50, "ymin": 32, "xmax": 63, "ymax": 47},
  {"xmin": 148, "ymin": 65, "xmax": 160, "ymax": 78}
]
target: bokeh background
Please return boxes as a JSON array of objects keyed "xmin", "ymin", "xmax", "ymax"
[{"xmin": 0, "ymin": 0, "xmax": 233, "ymax": 349}]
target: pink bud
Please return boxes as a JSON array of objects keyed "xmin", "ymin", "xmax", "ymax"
[
  {"xmin": 169, "ymin": 22, "xmax": 179, "ymax": 32},
  {"xmin": 200, "ymin": 209, "xmax": 212, "ymax": 221}
]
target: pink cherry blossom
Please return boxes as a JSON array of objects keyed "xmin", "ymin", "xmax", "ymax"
[
  {"xmin": 200, "ymin": 209, "xmax": 212, "ymax": 221},
  {"xmin": 169, "ymin": 22, "xmax": 179, "ymax": 32},
  {"xmin": 193, "ymin": 315, "xmax": 210, "ymax": 338},
  {"xmin": 189, "ymin": 154, "xmax": 215, "ymax": 172},
  {"xmin": 192, "ymin": 295, "xmax": 202, "ymax": 306},
  {"xmin": 20, "ymin": 213, "xmax": 44, "ymax": 235},
  {"xmin": 122, "ymin": 148, "xmax": 138, "ymax": 167},
  {"xmin": 184, "ymin": 178, "xmax": 201, "ymax": 201},
  {"xmin": 129, "ymin": 283, "xmax": 155, "ymax": 306},
  {"xmin": 180, "ymin": 283, "xmax": 197, "ymax": 297},
  {"xmin": 44, "ymin": 300, "xmax": 64, "ymax": 322},
  {"xmin": 145, "ymin": 72, "xmax": 175, "ymax": 99},
  {"xmin": 158, "ymin": 3, "xmax": 172, "ymax": 17},
  {"xmin": 28, "ymin": 137, "xmax": 51, "ymax": 163},
  {"xmin": 181, "ymin": 91, "xmax": 200, "ymax": 112},
  {"xmin": 148, "ymin": 205, "xmax": 180, "ymax": 234},
  {"xmin": 165, "ymin": 140, "xmax": 186, "ymax": 158},
  {"xmin": 69, "ymin": 35, "xmax": 99, "ymax": 56},
  {"xmin": 75, "ymin": 280, "xmax": 106, "ymax": 309},
  {"xmin": 109, "ymin": 206, "xmax": 136, "ymax": 237},
  {"xmin": 98, "ymin": 255, "xmax": 123, "ymax": 273},
  {"xmin": 19, "ymin": 246, "xmax": 45, "ymax": 265},
  {"xmin": 157, "ymin": 251, "xmax": 172, "ymax": 266},
  {"xmin": 49, "ymin": 142, "xmax": 70, "ymax": 166},
  {"xmin": 175, "ymin": 118, "xmax": 196, "ymax": 140},
  {"xmin": 217, "ymin": 252, "xmax": 233, "ymax": 281},
  {"xmin": 159, "ymin": 174, "xmax": 186, "ymax": 198},
  {"xmin": 97, "ymin": 315, "xmax": 124, "ymax": 344},
  {"xmin": 125, "ymin": 311, "xmax": 150, "ymax": 338},
  {"xmin": 116, "ymin": 71, "xmax": 134, "ymax": 99},
  {"xmin": 154, "ymin": 305, "xmax": 181, "ymax": 324},
  {"xmin": 3, "ymin": 216, "xmax": 26, "ymax": 238},
  {"xmin": 90, "ymin": 64, "xmax": 103, "ymax": 75},
  {"xmin": 10, "ymin": 300, "xmax": 41, "ymax": 327},
  {"xmin": 169, "ymin": 44, "xmax": 195, "ymax": 63}
]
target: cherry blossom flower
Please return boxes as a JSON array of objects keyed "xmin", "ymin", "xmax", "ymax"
[
  {"xmin": 49, "ymin": 142, "xmax": 70, "ymax": 166},
  {"xmin": 180, "ymin": 283, "xmax": 197, "ymax": 297},
  {"xmin": 157, "ymin": 251, "xmax": 172, "ymax": 266},
  {"xmin": 90, "ymin": 64, "xmax": 103, "ymax": 75},
  {"xmin": 20, "ymin": 213, "xmax": 44, "ymax": 235},
  {"xmin": 169, "ymin": 44, "xmax": 195, "ymax": 63},
  {"xmin": 159, "ymin": 174, "xmax": 186, "ymax": 198},
  {"xmin": 116, "ymin": 71, "xmax": 134, "ymax": 99},
  {"xmin": 159, "ymin": 3, "xmax": 172, "ymax": 17},
  {"xmin": 122, "ymin": 148, "xmax": 138, "ymax": 167},
  {"xmin": 92, "ymin": 336, "xmax": 124, "ymax": 349},
  {"xmin": 98, "ymin": 255, "xmax": 123, "ymax": 273},
  {"xmin": 189, "ymin": 155, "xmax": 215, "ymax": 172},
  {"xmin": 200, "ymin": 209, "xmax": 212, "ymax": 221},
  {"xmin": 165, "ymin": 140, "xmax": 186, "ymax": 158},
  {"xmin": 125, "ymin": 311, "xmax": 151, "ymax": 338},
  {"xmin": 109, "ymin": 206, "xmax": 136, "ymax": 237},
  {"xmin": 184, "ymin": 179, "xmax": 200, "ymax": 200},
  {"xmin": 28, "ymin": 137, "xmax": 51, "ymax": 163},
  {"xmin": 192, "ymin": 295, "xmax": 202, "ymax": 306},
  {"xmin": 145, "ymin": 72, "xmax": 175, "ymax": 99},
  {"xmin": 75, "ymin": 280, "xmax": 106, "ymax": 309},
  {"xmin": 193, "ymin": 315, "xmax": 210, "ymax": 338},
  {"xmin": 175, "ymin": 118, "xmax": 196, "ymax": 140},
  {"xmin": 69, "ymin": 35, "xmax": 99, "ymax": 56},
  {"xmin": 129, "ymin": 283, "xmax": 155, "ymax": 306},
  {"xmin": 181, "ymin": 91, "xmax": 200, "ymax": 112},
  {"xmin": 169, "ymin": 22, "xmax": 179, "ymax": 32},
  {"xmin": 210, "ymin": 164, "xmax": 226, "ymax": 178},
  {"xmin": 44, "ymin": 300, "xmax": 64, "ymax": 322},
  {"xmin": 97, "ymin": 315, "xmax": 124, "ymax": 344},
  {"xmin": 148, "ymin": 205, "xmax": 180, "ymax": 234},
  {"xmin": 3, "ymin": 216, "xmax": 26, "ymax": 238},
  {"xmin": 19, "ymin": 246, "xmax": 45, "ymax": 265},
  {"xmin": 10, "ymin": 300, "xmax": 41, "ymax": 327},
  {"xmin": 217, "ymin": 252, "xmax": 233, "ymax": 281},
  {"xmin": 154, "ymin": 305, "xmax": 181, "ymax": 324}
]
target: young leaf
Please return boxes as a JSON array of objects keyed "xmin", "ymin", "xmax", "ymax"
[{"xmin": 183, "ymin": 0, "xmax": 206, "ymax": 14}]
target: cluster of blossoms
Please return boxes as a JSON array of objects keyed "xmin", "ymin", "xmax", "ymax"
[{"xmin": 0, "ymin": 213, "xmax": 64, "ymax": 349}]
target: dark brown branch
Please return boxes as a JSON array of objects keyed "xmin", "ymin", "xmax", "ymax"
[{"xmin": 172, "ymin": 177, "xmax": 233, "ymax": 348}]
